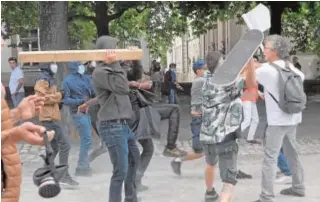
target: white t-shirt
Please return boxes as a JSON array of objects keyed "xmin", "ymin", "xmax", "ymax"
[
  {"xmin": 9, "ymin": 66, "xmax": 24, "ymax": 94},
  {"xmin": 256, "ymin": 60, "xmax": 304, "ymax": 126}
]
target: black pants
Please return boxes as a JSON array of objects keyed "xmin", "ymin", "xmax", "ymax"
[
  {"xmin": 152, "ymin": 103, "xmax": 180, "ymax": 149},
  {"xmin": 135, "ymin": 139, "xmax": 154, "ymax": 185},
  {"xmin": 42, "ymin": 121, "xmax": 71, "ymax": 177}
]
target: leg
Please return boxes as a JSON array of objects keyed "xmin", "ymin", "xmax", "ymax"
[
  {"xmin": 241, "ymin": 101, "xmax": 252, "ymax": 134},
  {"xmin": 171, "ymin": 116, "xmax": 204, "ymax": 175},
  {"xmin": 152, "ymin": 103, "xmax": 187, "ymax": 157},
  {"xmin": 168, "ymin": 89, "xmax": 175, "ymax": 104},
  {"xmin": 136, "ymin": 139, "xmax": 154, "ymax": 188},
  {"xmin": 280, "ymin": 125, "xmax": 305, "ymax": 196},
  {"xmin": 247, "ymin": 102, "xmax": 259, "ymax": 142},
  {"xmin": 99, "ymin": 122, "xmax": 129, "ymax": 202},
  {"xmin": 174, "ymin": 91, "xmax": 179, "ymax": 104},
  {"xmin": 259, "ymin": 126, "xmax": 286, "ymax": 202},
  {"xmin": 217, "ymin": 140, "xmax": 239, "ymax": 202},
  {"xmin": 72, "ymin": 114, "xmax": 92, "ymax": 174},
  {"xmin": 202, "ymin": 144, "xmax": 219, "ymax": 202},
  {"xmin": 277, "ymin": 150, "xmax": 291, "ymax": 176},
  {"xmin": 42, "ymin": 121, "xmax": 60, "ymax": 161},
  {"xmin": 124, "ymin": 125, "xmax": 140, "ymax": 202}
]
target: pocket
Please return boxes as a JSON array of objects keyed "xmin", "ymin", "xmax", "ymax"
[
  {"xmin": 228, "ymin": 102, "xmax": 243, "ymax": 127},
  {"xmin": 100, "ymin": 124, "xmax": 124, "ymax": 148}
]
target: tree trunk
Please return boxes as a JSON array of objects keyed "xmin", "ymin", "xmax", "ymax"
[
  {"xmin": 39, "ymin": 2, "xmax": 77, "ymax": 138},
  {"xmin": 269, "ymin": 3, "xmax": 285, "ymax": 35},
  {"xmin": 94, "ymin": 2, "xmax": 110, "ymax": 36}
]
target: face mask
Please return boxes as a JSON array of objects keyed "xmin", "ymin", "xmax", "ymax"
[
  {"xmin": 78, "ymin": 65, "xmax": 85, "ymax": 75},
  {"xmin": 50, "ymin": 64, "xmax": 58, "ymax": 74},
  {"xmin": 203, "ymin": 70, "xmax": 210, "ymax": 78}
]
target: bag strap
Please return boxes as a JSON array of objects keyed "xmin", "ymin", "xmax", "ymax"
[{"xmin": 268, "ymin": 92, "xmax": 279, "ymax": 104}]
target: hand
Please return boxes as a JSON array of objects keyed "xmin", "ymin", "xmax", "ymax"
[
  {"xmin": 104, "ymin": 51, "xmax": 119, "ymax": 64},
  {"xmin": 77, "ymin": 103, "xmax": 89, "ymax": 114},
  {"xmin": 13, "ymin": 122, "xmax": 55, "ymax": 145},
  {"xmin": 17, "ymin": 95, "xmax": 45, "ymax": 120},
  {"xmin": 128, "ymin": 81, "xmax": 140, "ymax": 88},
  {"xmin": 140, "ymin": 81, "xmax": 152, "ymax": 89}
]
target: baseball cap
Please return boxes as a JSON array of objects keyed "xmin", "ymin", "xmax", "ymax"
[{"xmin": 192, "ymin": 59, "xmax": 206, "ymax": 71}]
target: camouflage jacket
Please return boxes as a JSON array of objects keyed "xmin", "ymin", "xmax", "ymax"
[{"xmin": 200, "ymin": 75, "xmax": 244, "ymax": 144}]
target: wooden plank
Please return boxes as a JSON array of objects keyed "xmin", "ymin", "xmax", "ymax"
[{"xmin": 18, "ymin": 49, "xmax": 143, "ymax": 63}]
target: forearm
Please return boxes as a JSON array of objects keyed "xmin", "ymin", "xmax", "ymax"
[
  {"xmin": 15, "ymin": 83, "xmax": 23, "ymax": 93},
  {"xmin": 1, "ymin": 128, "xmax": 16, "ymax": 145},
  {"xmin": 85, "ymin": 97, "xmax": 99, "ymax": 106},
  {"xmin": 245, "ymin": 67, "xmax": 257, "ymax": 89}
]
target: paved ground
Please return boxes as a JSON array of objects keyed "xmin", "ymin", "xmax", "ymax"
[{"xmin": 16, "ymin": 97, "xmax": 320, "ymax": 201}]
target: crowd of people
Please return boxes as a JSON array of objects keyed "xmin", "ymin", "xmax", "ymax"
[{"xmin": 1, "ymin": 32, "xmax": 306, "ymax": 202}]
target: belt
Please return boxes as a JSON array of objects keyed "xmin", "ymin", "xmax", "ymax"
[{"xmin": 104, "ymin": 119, "xmax": 128, "ymax": 124}]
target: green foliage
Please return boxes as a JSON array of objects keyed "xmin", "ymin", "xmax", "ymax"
[
  {"xmin": 1, "ymin": 1, "xmax": 39, "ymax": 38},
  {"xmin": 282, "ymin": 2, "xmax": 320, "ymax": 55}
]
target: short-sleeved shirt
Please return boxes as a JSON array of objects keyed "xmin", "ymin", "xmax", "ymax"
[
  {"xmin": 256, "ymin": 60, "xmax": 304, "ymax": 126},
  {"xmin": 9, "ymin": 66, "xmax": 24, "ymax": 94},
  {"xmin": 191, "ymin": 76, "xmax": 206, "ymax": 114}
]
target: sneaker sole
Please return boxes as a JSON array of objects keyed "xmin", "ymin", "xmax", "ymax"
[{"xmin": 60, "ymin": 183, "xmax": 79, "ymax": 190}]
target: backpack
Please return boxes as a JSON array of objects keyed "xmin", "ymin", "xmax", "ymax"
[{"xmin": 269, "ymin": 62, "xmax": 306, "ymax": 114}]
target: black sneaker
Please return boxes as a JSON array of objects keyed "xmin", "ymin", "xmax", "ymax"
[
  {"xmin": 236, "ymin": 170, "xmax": 252, "ymax": 179},
  {"xmin": 280, "ymin": 187, "xmax": 305, "ymax": 197},
  {"xmin": 75, "ymin": 168, "xmax": 93, "ymax": 177},
  {"xmin": 60, "ymin": 176, "xmax": 79, "ymax": 189},
  {"xmin": 205, "ymin": 188, "xmax": 219, "ymax": 202},
  {"xmin": 163, "ymin": 146, "xmax": 188, "ymax": 158},
  {"xmin": 170, "ymin": 159, "xmax": 182, "ymax": 175},
  {"xmin": 136, "ymin": 183, "xmax": 149, "ymax": 192},
  {"xmin": 89, "ymin": 144, "xmax": 108, "ymax": 162}
]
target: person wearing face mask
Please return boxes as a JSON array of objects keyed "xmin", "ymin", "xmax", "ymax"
[
  {"xmin": 164, "ymin": 63, "xmax": 182, "ymax": 104},
  {"xmin": 63, "ymin": 61, "xmax": 96, "ymax": 176},
  {"xmin": 34, "ymin": 62, "xmax": 79, "ymax": 188}
]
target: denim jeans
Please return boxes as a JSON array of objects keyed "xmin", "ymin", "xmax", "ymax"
[
  {"xmin": 99, "ymin": 121, "xmax": 140, "ymax": 202},
  {"xmin": 263, "ymin": 124, "xmax": 291, "ymax": 176},
  {"xmin": 72, "ymin": 113, "xmax": 92, "ymax": 170},
  {"xmin": 190, "ymin": 116, "xmax": 203, "ymax": 153},
  {"xmin": 168, "ymin": 89, "xmax": 179, "ymax": 104},
  {"xmin": 11, "ymin": 92, "xmax": 25, "ymax": 107},
  {"xmin": 42, "ymin": 121, "xmax": 71, "ymax": 177},
  {"xmin": 136, "ymin": 139, "xmax": 154, "ymax": 185}
]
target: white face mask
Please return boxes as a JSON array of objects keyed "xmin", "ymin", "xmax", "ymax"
[
  {"xmin": 50, "ymin": 64, "xmax": 58, "ymax": 74},
  {"xmin": 91, "ymin": 61, "xmax": 97, "ymax": 67},
  {"xmin": 78, "ymin": 65, "xmax": 85, "ymax": 75}
]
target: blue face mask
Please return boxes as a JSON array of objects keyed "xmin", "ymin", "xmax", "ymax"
[
  {"xmin": 203, "ymin": 70, "xmax": 211, "ymax": 78},
  {"xmin": 78, "ymin": 65, "xmax": 85, "ymax": 75}
]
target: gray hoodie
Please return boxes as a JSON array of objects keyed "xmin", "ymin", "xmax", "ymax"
[{"xmin": 92, "ymin": 36, "xmax": 132, "ymax": 121}]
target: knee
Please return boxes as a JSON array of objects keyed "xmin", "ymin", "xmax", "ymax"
[
  {"xmin": 114, "ymin": 167, "xmax": 128, "ymax": 182},
  {"xmin": 220, "ymin": 168, "xmax": 238, "ymax": 186},
  {"xmin": 143, "ymin": 142, "xmax": 154, "ymax": 154}
]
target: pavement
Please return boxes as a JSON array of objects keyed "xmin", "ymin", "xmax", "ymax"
[{"xmin": 16, "ymin": 97, "xmax": 320, "ymax": 202}]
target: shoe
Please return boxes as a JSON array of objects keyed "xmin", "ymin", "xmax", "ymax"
[
  {"xmin": 170, "ymin": 159, "xmax": 182, "ymax": 175},
  {"xmin": 276, "ymin": 171, "xmax": 283, "ymax": 177},
  {"xmin": 136, "ymin": 183, "xmax": 149, "ymax": 192},
  {"xmin": 89, "ymin": 144, "xmax": 108, "ymax": 162},
  {"xmin": 275, "ymin": 174, "xmax": 292, "ymax": 184},
  {"xmin": 163, "ymin": 146, "xmax": 188, "ymax": 157},
  {"xmin": 60, "ymin": 176, "xmax": 79, "ymax": 189},
  {"xmin": 236, "ymin": 170, "xmax": 252, "ymax": 179},
  {"xmin": 75, "ymin": 168, "xmax": 93, "ymax": 177},
  {"xmin": 247, "ymin": 140, "xmax": 261, "ymax": 145},
  {"xmin": 205, "ymin": 188, "xmax": 219, "ymax": 202},
  {"xmin": 280, "ymin": 187, "xmax": 305, "ymax": 197}
]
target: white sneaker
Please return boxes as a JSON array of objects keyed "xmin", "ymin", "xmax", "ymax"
[{"xmin": 275, "ymin": 174, "xmax": 292, "ymax": 184}]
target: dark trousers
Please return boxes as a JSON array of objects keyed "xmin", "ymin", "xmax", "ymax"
[
  {"xmin": 136, "ymin": 139, "xmax": 154, "ymax": 185},
  {"xmin": 99, "ymin": 121, "xmax": 140, "ymax": 202},
  {"xmin": 42, "ymin": 120, "xmax": 71, "ymax": 177},
  {"xmin": 152, "ymin": 103, "xmax": 180, "ymax": 149}
]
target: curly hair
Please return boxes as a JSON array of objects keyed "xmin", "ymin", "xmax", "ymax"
[{"xmin": 265, "ymin": 35, "xmax": 291, "ymax": 60}]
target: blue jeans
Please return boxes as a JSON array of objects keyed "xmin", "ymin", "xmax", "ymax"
[
  {"xmin": 99, "ymin": 121, "xmax": 140, "ymax": 202},
  {"xmin": 263, "ymin": 125, "xmax": 291, "ymax": 176},
  {"xmin": 72, "ymin": 113, "xmax": 92, "ymax": 170},
  {"xmin": 190, "ymin": 116, "xmax": 203, "ymax": 153},
  {"xmin": 11, "ymin": 92, "xmax": 25, "ymax": 107},
  {"xmin": 168, "ymin": 88, "xmax": 179, "ymax": 104}
]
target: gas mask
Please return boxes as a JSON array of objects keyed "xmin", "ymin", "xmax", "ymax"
[{"xmin": 33, "ymin": 131, "xmax": 68, "ymax": 198}]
